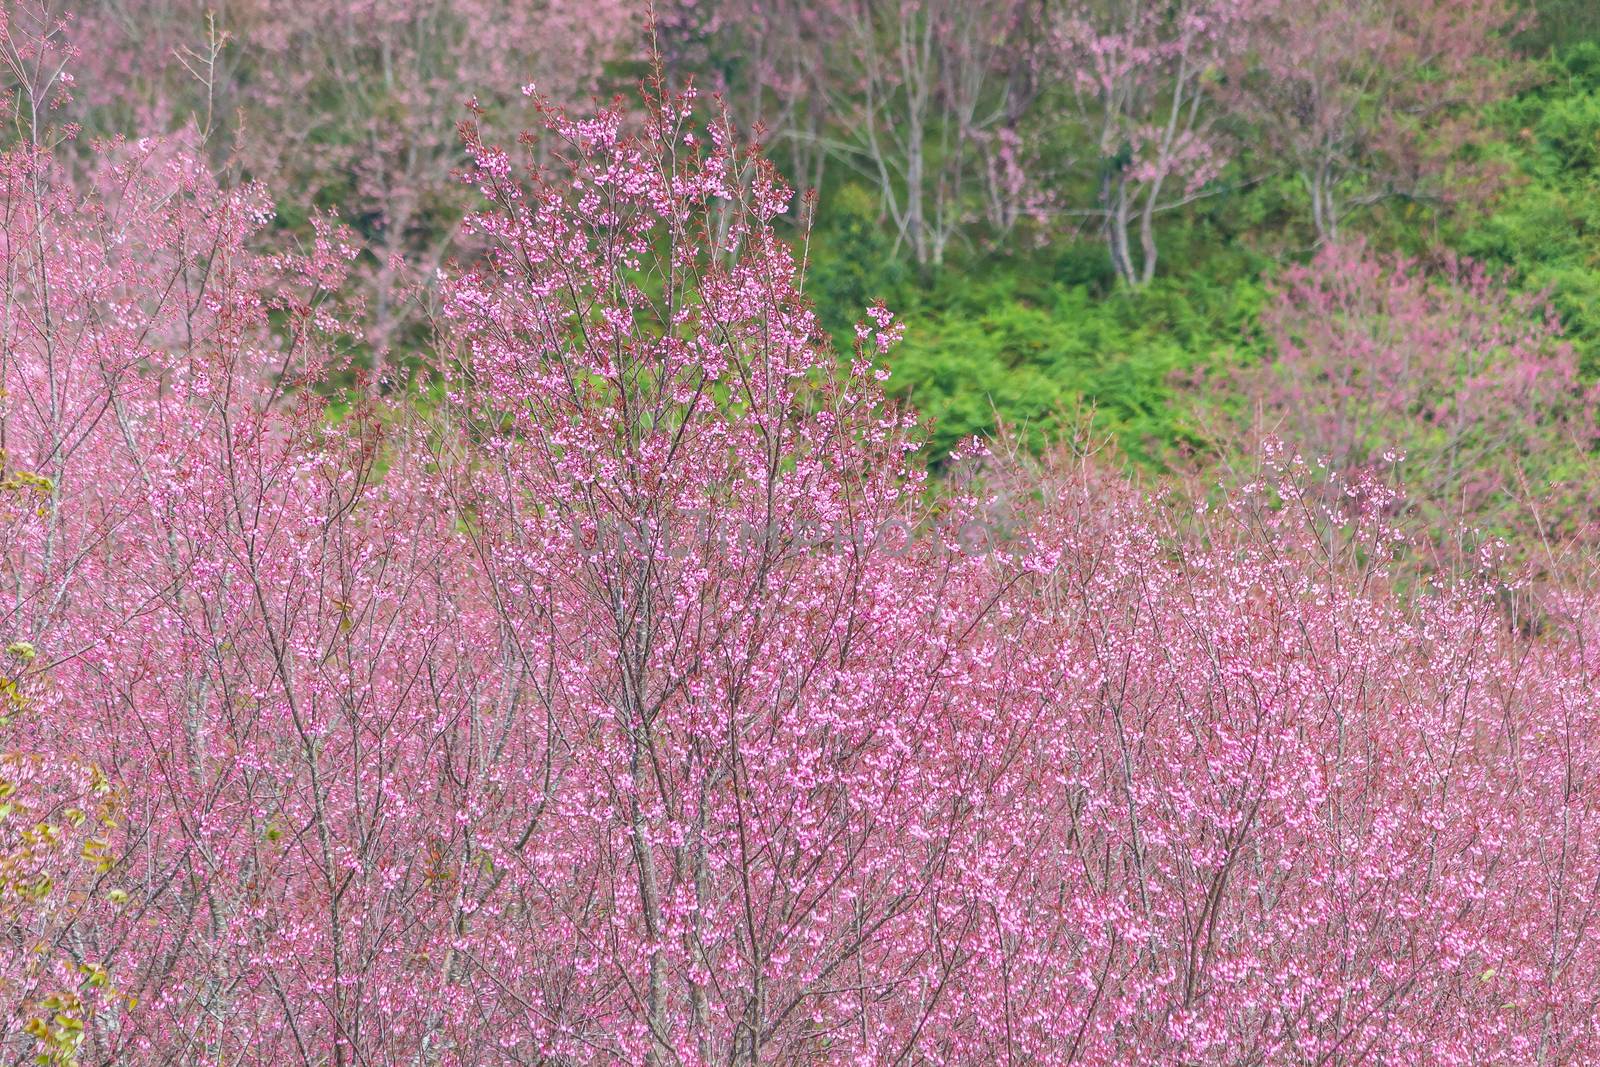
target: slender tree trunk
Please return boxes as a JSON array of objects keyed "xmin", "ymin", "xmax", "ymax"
[
  {"xmin": 1137, "ymin": 188, "xmax": 1160, "ymax": 287},
  {"xmin": 1105, "ymin": 178, "xmax": 1137, "ymax": 289}
]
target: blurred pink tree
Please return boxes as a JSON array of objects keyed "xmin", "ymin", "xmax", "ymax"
[
  {"xmin": 1052, "ymin": 0, "xmax": 1273, "ymax": 287},
  {"xmin": 1228, "ymin": 240, "xmax": 1600, "ymax": 551},
  {"xmin": 677, "ymin": 0, "xmax": 1050, "ymax": 265},
  {"xmin": 70, "ymin": 0, "xmax": 640, "ymax": 362},
  {"xmin": 1226, "ymin": 0, "xmax": 1523, "ymax": 241}
]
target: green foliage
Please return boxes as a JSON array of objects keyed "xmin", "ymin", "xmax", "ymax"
[
  {"xmin": 802, "ymin": 182, "xmax": 1276, "ymax": 468},
  {"xmin": 806, "ymin": 184, "xmax": 910, "ymax": 345},
  {"xmin": 875, "ymin": 257, "xmax": 1265, "ymax": 466},
  {"xmin": 1457, "ymin": 41, "xmax": 1600, "ymax": 372}
]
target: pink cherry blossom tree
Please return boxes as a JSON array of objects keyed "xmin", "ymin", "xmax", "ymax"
[
  {"xmin": 1226, "ymin": 0, "xmax": 1523, "ymax": 242},
  {"xmin": 1219, "ymin": 240, "xmax": 1600, "ymax": 555},
  {"xmin": 2, "ymin": 13, "xmax": 498, "ymax": 1057},
  {"xmin": 687, "ymin": 0, "xmax": 1049, "ymax": 265},
  {"xmin": 1054, "ymin": 0, "xmax": 1272, "ymax": 287},
  {"xmin": 69, "ymin": 0, "xmax": 641, "ymax": 364},
  {"xmin": 982, "ymin": 442, "xmax": 1600, "ymax": 1061},
  {"xmin": 434, "ymin": 79, "xmax": 1040, "ymax": 1061}
]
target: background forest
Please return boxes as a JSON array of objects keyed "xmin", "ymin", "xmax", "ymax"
[
  {"xmin": 41, "ymin": 0, "xmax": 1600, "ymax": 561},
  {"xmin": 701, "ymin": 0, "xmax": 1600, "ymax": 561},
  {"xmin": 5, "ymin": 0, "xmax": 1600, "ymax": 1063}
]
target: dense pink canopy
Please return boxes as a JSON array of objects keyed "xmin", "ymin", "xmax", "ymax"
[{"xmin": 0, "ymin": 2, "xmax": 1595, "ymax": 1064}]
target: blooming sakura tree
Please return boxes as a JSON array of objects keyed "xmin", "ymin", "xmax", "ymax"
[
  {"xmin": 1230, "ymin": 240, "xmax": 1600, "ymax": 552},
  {"xmin": 0, "ymin": 22, "xmax": 501, "ymax": 1057},
  {"xmin": 0, "ymin": 476, "xmax": 123, "ymax": 1066},
  {"xmin": 70, "ymin": 0, "xmax": 640, "ymax": 361},
  {"xmin": 1054, "ymin": 0, "xmax": 1268, "ymax": 287},
  {"xmin": 701, "ymin": 0, "xmax": 1046, "ymax": 265},
  {"xmin": 435, "ymin": 81, "xmax": 1044, "ymax": 1060},
  {"xmin": 1226, "ymin": 0, "xmax": 1522, "ymax": 241},
  {"xmin": 974, "ymin": 443, "xmax": 1600, "ymax": 1061}
]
